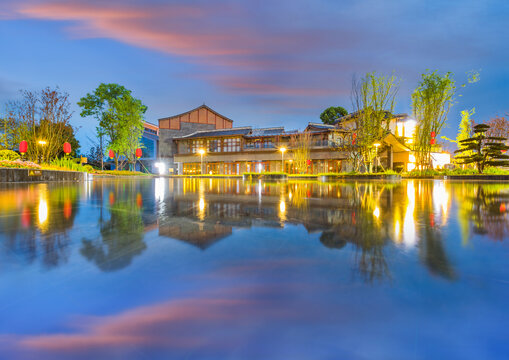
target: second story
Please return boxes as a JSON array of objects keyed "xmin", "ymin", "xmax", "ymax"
[{"xmin": 173, "ymin": 124, "xmax": 343, "ymax": 156}]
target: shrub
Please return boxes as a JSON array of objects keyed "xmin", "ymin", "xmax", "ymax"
[{"xmin": 0, "ymin": 149, "xmax": 20, "ymax": 161}]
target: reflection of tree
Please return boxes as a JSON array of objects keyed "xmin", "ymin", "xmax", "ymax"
[
  {"xmin": 320, "ymin": 183, "xmax": 392, "ymax": 283},
  {"xmin": 416, "ymin": 182, "xmax": 456, "ymax": 280},
  {"xmin": 81, "ymin": 185, "xmax": 146, "ymax": 272},
  {"xmin": 469, "ymin": 184, "xmax": 509, "ymax": 241},
  {"xmin": 0, "ymin": 184, "xmax": 80, "ymax": 269}
]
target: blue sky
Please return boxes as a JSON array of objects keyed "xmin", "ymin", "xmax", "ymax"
[{"xmin": 1, "ymin": 0, "xmax": 508, "ymax": 151}]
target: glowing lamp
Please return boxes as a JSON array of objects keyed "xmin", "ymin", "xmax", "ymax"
[
  {"xmin": 108, "ymin": 150, "xmax": 115, "ymax": 159},
  {"xmin": 63, "ymin": 142, "xmax": 71, "ymax": 155},
  {"xmin": 136, "ymin": 148, "xmax": 142, "ymax": 158},
  {"xmin": 19, "ymin": 141, "xmax": 28, "ymax": 154}
]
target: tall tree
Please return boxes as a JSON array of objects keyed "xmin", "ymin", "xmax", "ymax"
[
  {"xmin": 320, "ymin": 106, "xmax": 348, "ymax": 125},
  {"xmin": 78, "ymin": 84, "xmax": 146, "ymax": 170},
  {"xmin": 111, "ymin": 94, "xmax": 145, "ymax": 171},
  {"xmin": 412, "ymin": 71, "xmax": 456, "ymax": 170},
  {"xmin": 455, "ymin": 124, "xmax": 509, "ymax": 173},
  {"xmin": 351, "ymin": 72, "xmax": 399, "ymax": 172}
]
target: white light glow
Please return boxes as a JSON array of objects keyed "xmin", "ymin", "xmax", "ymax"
[{"xmin": 154, "ymin": 162, "xmax": 166, "ymax": 175}]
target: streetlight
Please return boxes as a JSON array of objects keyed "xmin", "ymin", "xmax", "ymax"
[
  {"xmin": 279, "ymin": 147, "xmax": 287, "ymax": 172},
  {"xmin": 373, "ymin": 142, "xmax": 381, "ymax": 172},
  {"xmin": 37, "ymin": 140, "xmax": 47, "ymax": 164},
  {"xmin": 198, "ymin": 148, "xmax": 206, "ymax": 174}
]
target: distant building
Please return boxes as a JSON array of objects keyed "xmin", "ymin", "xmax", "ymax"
[{"xmin": 153, "ymin": 105, "xmax": 450, "ymax": 174}]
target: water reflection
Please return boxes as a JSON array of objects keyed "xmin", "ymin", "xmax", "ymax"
[
  {"xmin": 0, "ymin": 179, "xmax": 508, "ymax": 275},
  {"xmin": 1, "ymin": 178, "xmax": 509, "ymax": 359}
]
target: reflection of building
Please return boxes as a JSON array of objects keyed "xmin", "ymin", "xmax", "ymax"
[{"xmin": 154, "ymin": 105, "xmax": 450, "ymax": 174}]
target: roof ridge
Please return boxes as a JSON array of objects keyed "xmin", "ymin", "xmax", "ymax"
[{"xmin": 158, "ymin": 104, "xmax": 234, "ymax": 123}]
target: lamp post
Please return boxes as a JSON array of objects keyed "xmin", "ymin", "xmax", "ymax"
[
  {"xmin": 37, "ymin": 140, "xmax": 47, "ymax": 164},
  {"xmin": 373, "ymin": 142, "xmax": 381, "ymax": 172},
  {"xmin": 279, "ymin": 147, "xmax": 287, "ymax": 173},
  {"xmin": 198, "ymin": 149, "xmax": 205, "ymax": 174}
]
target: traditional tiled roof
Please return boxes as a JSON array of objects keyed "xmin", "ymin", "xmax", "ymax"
[
  {"xmin": 158, "ymin": 104, "xmax": 234, "ymax": 123},
  {"xmin": 244, "ymin": 127, "xmax": 286, "ymax": 138},
  {"xmin": 174, "ymin": 127, "xmax": 252, "ymax": 139},
  {"xmin": 306, "ymin": 122, "xmax": 335, "ymax": 130}
]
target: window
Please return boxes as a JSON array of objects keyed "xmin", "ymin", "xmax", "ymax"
[
  {"xmin": 223, "ymin": 138, "xmax": 240, "ymax": 152},
  {"xmin": 208, "ymin": 139, "xmax": 221, "ymax": 153}
]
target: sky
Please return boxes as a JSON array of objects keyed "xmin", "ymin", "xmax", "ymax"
[{"xmin": 1, "ymin": 0, "xmax": 508, "ymax": 151}]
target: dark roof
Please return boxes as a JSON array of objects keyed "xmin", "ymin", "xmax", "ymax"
[
  {"xmin": 175, "ymin": 127, "xmax": 252, "ymax": 139},
  {"xmin": 244, "ymin": 127, "xmax": 286, "ymax": 138},
  {"xmin": 306, "ymin": 122, "xmax": 335, "ymax": 130},
  {"xmin": 158, "ymin": 104, "xmax": 234, "ymax": 123}
]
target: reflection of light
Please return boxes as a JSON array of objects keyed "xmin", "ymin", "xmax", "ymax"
[
  {"xmin": 394, "ymin": 220, "xmax": 400, "ymax": 240},
  {"xmin": 155, "ymin": 177, "xmax": 165, "ymax": 201},
  {"xmin": 257, "ymin": 163, "xmax": 262, "ymax": 172},
  {"xmin": 279, "ymin": 200, "xmax": 286, "ymax": 213},
  {"xmin": 373, "ymin": 206, "xmax": 380, "ymax": 218},
  {"xmin": 288, "ymin": 191, "xmax": 293, "ymax": 200},
  {"xmin": 198, "ymin": 197, "xmax": 205, "ymax": 220},
  {"xmin": 38, "ymin": 194, "xmax": 48, "ymax": 226},
  {"xmin": 403, "ymin": 181, "xmax": 416, "ymax": 247},
  {"xmin": 433, "ymin": 180, "xmax": 449, "ymax": 220}
]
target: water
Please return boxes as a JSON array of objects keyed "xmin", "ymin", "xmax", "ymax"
[{"xmin": 0, "ymin": 178, "xmax": 508, "ymax": 360}]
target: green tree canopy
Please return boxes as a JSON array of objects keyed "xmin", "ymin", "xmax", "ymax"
[
  {"xmin": 320, "ymin": 106, "xmax": 348, "ymax": 125},
  {"xmin": 78, "ymin": 83, "xmax": 147, "ymax": 169}
]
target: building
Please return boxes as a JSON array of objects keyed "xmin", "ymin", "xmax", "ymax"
[
  {"xmin": 157, "ymin": 105, "xmax": 233, "ymax": 174},
  {"xmin": 155, "ymin": 105, "xmax": 450, "ymax": 175},
  {"xmin": 136, "ymin": 121, "xmax": 159, "ymax": 173}
]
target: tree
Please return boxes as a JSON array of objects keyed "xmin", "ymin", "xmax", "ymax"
[
  {"xmin": 290, "ymin": 132, "xmax": 311, "ymax": 174},
  {"xmin": 320, "ymin": 106, "xmax": 348, "ymax": 125},
  {"xmin": 455, "ymin": 124, "xmax": 509, "ymax": 173},
  {"xmin": 412, "ymin": 71, "xmax": 456, "ymax": 170},
  {"xmin": 331, "ymin": 130, "xmax": 362, "ymax": 172},
  {"xmin": 111, "ymin": 94, "xmax": 145, "ymax": 171},
  {"xmin": 78, "ymin": 84, "xmax": 146, "ymax": 170},
  {"xmin": 351, "ymin": 72, "xmax": 399, "ymax": 172},
  {"xmin": 484, "ymin": 116, "xmax": 509, "ymax": 139},
  {"xmin": 85, "ymin": 145, "xmax": 104, "ymax": 168},
  {"xmin": 442, "ymin": 108, "xmax": 474, "ymax": 165},
  {"xmin": 5, "ymin": 87, "xmax": 75, "ymax": 163}
]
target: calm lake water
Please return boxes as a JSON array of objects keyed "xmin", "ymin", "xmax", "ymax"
[{"xmin": 0, "ymin": 178, "xmax": 508, "ymax": 360}]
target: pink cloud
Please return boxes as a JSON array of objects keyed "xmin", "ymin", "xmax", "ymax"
[{"xmin": 6, "ymin": 0, "xmax": 348, "ymax": 100}]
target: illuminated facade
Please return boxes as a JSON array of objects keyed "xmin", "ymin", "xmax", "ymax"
[{"xmin": 156, "ymin": 106, "xmax": 451, "ymax": 174}]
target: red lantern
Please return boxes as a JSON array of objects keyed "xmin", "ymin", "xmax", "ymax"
[
  {"xmin": 431, "ymin": 131, "xmax": 436, "ymax": 138},
  {"xmin": 108, "ymin": 150, "xmax": 115, "ymax": 159},
  {"xmin": 135, "ymin": 148, "xmax": 142, "ymax": 158},
  {"xmin": 19, "ymin": 140, "xmax": 28, "ymax": 154},
  {"xmin": 307, "ymin": 159, "xmax": 311, "ymax": 166},
  {"xmin": 430, "ymin": 138, "xmax": 435, "ymax": 145},
  {"xmin": 63, "ymin": 142, "xmax": 71, "ymax": 155}
]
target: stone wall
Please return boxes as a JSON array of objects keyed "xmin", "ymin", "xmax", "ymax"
[{"xmin": 0, "ymin": 168, "xmax": 85, "ymax": 183}]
